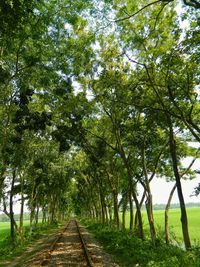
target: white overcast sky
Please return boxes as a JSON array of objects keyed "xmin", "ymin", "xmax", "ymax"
[{"xmin": 138, "ymin": 158, "xmax": 200, "ymax": 204}]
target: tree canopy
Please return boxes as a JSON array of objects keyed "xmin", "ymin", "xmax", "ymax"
[{"xmin": 0, "ymin": 0, "xmax": 199, "ymax": 251}]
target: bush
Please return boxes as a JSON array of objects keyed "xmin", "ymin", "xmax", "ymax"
[
  {"xmin": 81, "ymin": 218, "xmax": 200, "ymax": 267},
  {"xmin": 0, "ymin": 222, "xmax": 59, "ymax": 260}
]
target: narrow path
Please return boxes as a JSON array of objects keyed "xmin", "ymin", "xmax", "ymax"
[
  {"xmin": 45, "ymin": 219, "xmax": 89, "ymax": 266},
  {"xmin": 5, "ymin": 219, "xmax": 119, "ymax": 267}
]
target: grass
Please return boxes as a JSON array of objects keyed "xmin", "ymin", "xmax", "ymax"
[
  {"xmin": 0, "ymin": 222, "xmax": 10, "ymax": 241},
  {"xmin": 120, "ymin": 207, "xmax": 200, "ymax": 243},
  {"xmin": 81, "ymin": 218, "xmax": 200, "ymax": 267},
  {"xmin": 0, "ymin": 220, "xmax": 32, "ymax": 241},
  {"xmin": 0, "ymin": 220, "xmax": 61, "ymax": 261}
]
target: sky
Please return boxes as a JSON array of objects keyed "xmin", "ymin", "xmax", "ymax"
[
  {"xmin": 138, "ymin": 157, "xmax": 200, "ymax": 204},
  {"xmin": 139, "ymin": 175, "xmax": 200, "ymax": 205}
]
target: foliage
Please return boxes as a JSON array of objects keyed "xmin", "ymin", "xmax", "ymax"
[
  {"xmin": 0, "ymin": 222, "xmax": 59, "ymax": 261},
  {"xmin": 81, "ymin": 218, "xmax": 200, "ymax": 267},
  {"xmin": 0, "ymin": 0, "xmax": 199, "ymax": 259}
]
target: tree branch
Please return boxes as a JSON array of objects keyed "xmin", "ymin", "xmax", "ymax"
[{"xmin": 115, "ymin": 0, "xmax": 168, "ymax": 22}]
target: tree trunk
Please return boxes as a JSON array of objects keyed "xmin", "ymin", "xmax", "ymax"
[
  {"xmin": 145, "ymin": 194, "xmax": 157, "ymax": 244},
  {"xmin": 10, "ymin": 169, "xmax": 16, "ymax": 242},
  {"xmin": 108, "ymin": 204, "xmax": 112, "ymax": 223},
  {"xmin": 132, "ymin": 190, "xmax": 144, "ymax": 239},
  {"xmin": 169, "ymin": 122, "xmax": 191, "ymax": 249},
  {"xmin": 129, "ymin": 188, "xmax": 134, "ymax": 230},
  {"xmin": 105, "ymin": 203, "xmax": 109, "ymax": 224},
  {"xmin": 50, "ymin": 196, "xmax": 56, "ymax": 223},
  {"xmin": 113, "ymin": 190, "xmax": 119, "ymax": 228},
  {"xmin": 42, "ymin": 205, "xmax": 47, "ymax": 224},
  {"xmin": 35, "ymin": 205, "xmax": 39, "ymax": 225},
  {"xmin": 30, "ymin": 206, "xmax": 35, "ymax": 234},
  {"xmin": 135, "ymin": 189, "xmax": 146, "ymax": 227},
  {"xmin": 99, "ymin": 191, "xmax": 105, "ymax": 224},
  {"xmin": 19, "ymin": 174, "xmax": 24, "ymax": 239},
  {"xmin": 19, "ymin": 193, "xmax": 24, "ymax": 238},
  {"xmin": 3, "ymin": 194, "xmax": 18, "ymax": 231},
  {"xmin": 165, "ymin": 156, "xmax": 196, "ymax": 245},
  {"xmin": 94, "ymin": 204, "xmax": 99, "ymax": 221},
  {"xmin": 117, "ymin": 144, "xmax": 144, "ymax": 238},
  {"xmin": 122, "ymin": 193, "xmax": 128, "ymax": 230},
  {"xmin": 165, "ymin": 184, "xmax": 176, "ymax": 244},
  {"xmin": 114, "ymin": 124, "xmax": 144, "ymax": 238},
  {"xmin": 142, "ymin": 146, "xmax": 157, "ymax": 244}
]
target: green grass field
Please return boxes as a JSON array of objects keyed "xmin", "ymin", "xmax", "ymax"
[
  {"xmin": 1, "ymin": 208, "xmax": 200, "ymax": 244},
  {"xmin": 121, "ymin": 207, "xmax": 200, "ymax": 244},
  {"xmin": 0, "ymin": 222, "xmax": 10, "ymax": 242},
  {"xmin": 0, "ymin": 220, "xmax": 40, "ymax": 241},
  {"xmin": 0, "ymin": 219, "xmax": 61, "ymax": 262},
  {"xmin": 0, "ymin": 220, "xmax": 32, "ymax": 244}
]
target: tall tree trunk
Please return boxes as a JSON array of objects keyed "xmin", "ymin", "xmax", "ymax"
[
  {"xmin": 35, "ymin": 204, "xmax": 39, "ymax": 225},
  {"xmin": 10, "ymin": 169, "xmax": 16, "ymax": 242},
  {"xmin": 135, "ymin": 189, "xmax": 146, "ymax": 227},
  {"xmin": 113, "ymin": 190, "xmax": 119, "ymax": 228},
  {"xmin": 132, "ymin": 190, "xmax": 144, "ymax": 239},
  {"xmin": 99, "ymin": 190, "xmax": 105, "ymax": 224},
  {"xmin": 3, "ymin": 194, "xmax": 18, "ymax": 231},
  {"xmin": 50, "ymin": 196, "xmax": 56, "ymax": 223},
  {"xmin": 145, "ymin": 194, "xmax": 157, "ymax": 244},
  {"xmin": 169, "ymin": 121, "xmax": 191, "ymax": 249},
  {"xmin": 30, "ymin": 206, "xmax": 35, "ymax": 234},
  {"xmin": 108, "ymin": 204, "xmax": 112, "ymax": 223},
  {"xmin": 165, "ymin": 157, "xmax": 196, "ymax": 245},
  {"xmin": 122, "ymin": 193, "xmax": 128, "ymax": 230},
  {"xmin": 94, "ymin": 204, "xmax": 99, "ymax": 221},
  {"xmin": 113, "ymin": 124, "xmax": 144, "ymax": 238},
  {"xmin": 165, "ymin": 184, "xmax": 176, "ymax": 244},
  {"xmin": 117, "ymin": 144, "xmax": 144, "ymax": 238},
  {"xmin": 19, "ymin": 193, "xmax": 24, "ymax": 238},
  {"xmin": 142, "ymin": 147, "xmax": 157, "ymax": 244},
  {"xmin": 129, "ymin": 187, "xmax": 134, "ymax": 230},
  {"xmin": 105, "ymin": 203, "xmax": 109, "ymax": 224},
  {"xmin": 42, "ymin": 205, "xmax": 47, "ymax": 224},
  {"xmin": 19, "ymin": 174, "xmax": 24, "ymax": 239}
]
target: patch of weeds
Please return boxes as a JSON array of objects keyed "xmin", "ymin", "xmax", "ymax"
[
  {"xmin": 0, "ymin": 222, "xmax": 60, "ymax": 261},
  {"xmin": 81, "ymin": 218, "xmax": 200, "ymax": 267}
]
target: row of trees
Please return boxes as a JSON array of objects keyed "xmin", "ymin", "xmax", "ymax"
[
  {"xmin": 0, "ymin": 0, "xmax": 199, "ymax": 250},
  {"xmin": 0, "ymin": 0, "xmax": 94, "ymax": 241}
]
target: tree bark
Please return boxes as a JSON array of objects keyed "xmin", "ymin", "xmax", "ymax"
[
  {"xmin": 132, "ymin": 190, "xmax": 144, "ymax": 239},
  {"xmin": 3, "ymin": 194, "xmax": 18, "ymax": 231},
  {"xmin": 165, "ymin": 184, "xmax": 176, "ymax": 244},
  {"xmin": 142, "ymin": 147, "xmax": 157, "ymax": 244},
  {"xmin": 113, "ymin": 190, "xmax": 119, "ymax": 228},
  {"xmin": 122, "ymin": 193, "xmax": 128, "ymax": 230},
  {"xmin": 35, "ymin": 205, "xmax": 39, "ymax": 225},
  {"xmin": 129, "ymin": 187, "xmax": 134, "ymax": 230},
  {"xmin": 42, "ymin": 205, "xmax": 47, "ymax": 224},
  {"xmin": 10, "ymin": 169, "xmax": 16, "ymax": 242},
  {"xmin": 19, "ymin": 173, "xmax": 24, "ymax": 238},
  {"xmin": 108, "ymin": 204, "xmax": 112, "ymax": 223},
  {"xmin": 169, "ymin": 121, "xmax": 191, "ymax": 249},
  {"xmin": 165, "ymin": 156, "xmax": 196, "ymax": 245}
]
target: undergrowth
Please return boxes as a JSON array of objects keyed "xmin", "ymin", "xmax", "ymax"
[
  {"xmin": 0, "ymin": 222, "xmax": 60, "ymax": 261},
  {"xmin": 80, "ymin": 218, "xmax": 200, "ymax": 267}
]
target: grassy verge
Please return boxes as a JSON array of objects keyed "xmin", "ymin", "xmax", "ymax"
[
  {"xmin": 120, "ymin": 207, "xmax": 200, "ymax": 244},
  {"xmin": 81, "ymin": 218, "xmax": 200, "ymax": 267},
  {"xmin": 0, "ymin": 221, "xmax": 62, "ymax": 261}
]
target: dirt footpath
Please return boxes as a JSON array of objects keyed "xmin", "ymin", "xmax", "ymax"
[{"xmin": 2, "ymin": 221, "xmax": 120, "ymax": 267}]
